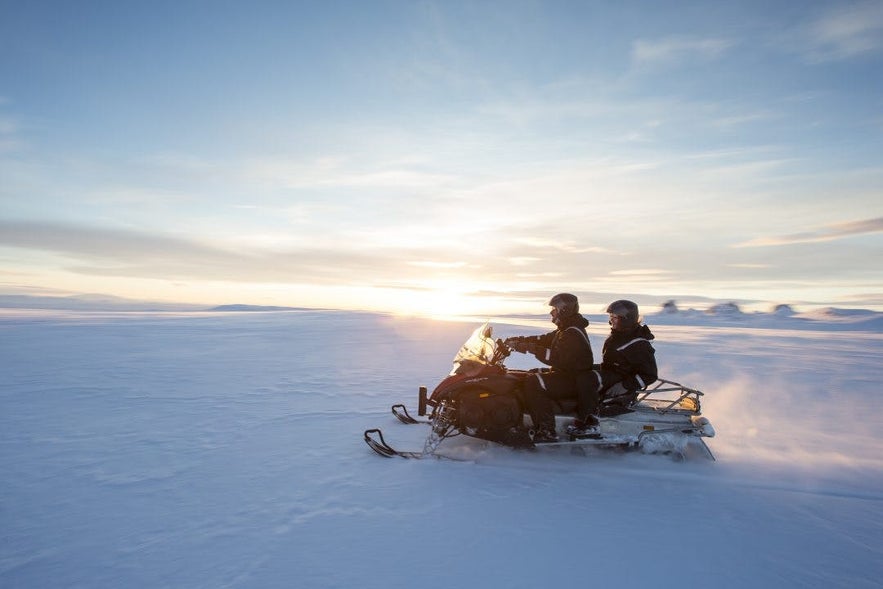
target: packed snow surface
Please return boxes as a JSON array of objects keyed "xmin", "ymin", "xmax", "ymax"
[{"xmin": 1, "ymin": 309, "xmax": 882, "ymax": 588}]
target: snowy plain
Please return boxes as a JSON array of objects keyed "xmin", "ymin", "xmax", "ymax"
[{"xmin": 1, "ymin": 306, "xmax": 882, "ymax": 588}]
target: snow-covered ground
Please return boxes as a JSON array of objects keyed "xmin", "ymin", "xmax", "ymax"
[{"xmin": 2, "ymin": 308, "xmax": 882, "ymax": 588}]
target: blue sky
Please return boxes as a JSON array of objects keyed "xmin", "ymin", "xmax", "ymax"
[{"xmin": 1, "ymin": 0, "xmax": 882, "ymax": 315}]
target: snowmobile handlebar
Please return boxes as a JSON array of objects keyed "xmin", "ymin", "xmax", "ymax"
[
  {"xmin": 493, "ymin": 339, "xmax": 512, "ymax": 363},
  {"xmin": 502, "ymin": 336, "xmax": 542, "ymax": 355}
]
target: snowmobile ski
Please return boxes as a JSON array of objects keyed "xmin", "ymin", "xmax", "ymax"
[
  {"xmin": 391, "ymin": 404, "xmax": 426, "ymax": 425},
  {"xmin": 363, "ymin": 428, "xmax": 469, "ymax": 461},
  {"xmin": 363, "ymin": 429, "xmax": 425, "ymax": 459}
]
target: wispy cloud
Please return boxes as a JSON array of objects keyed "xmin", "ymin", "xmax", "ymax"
[
  {"xmin": 0, "ymin": 107, "xmax": 23, "ymax": 153},
  {"xmin": 608, "ymin": 269, "xmax": 675, "ymax": 277},
  {"xmin": 407, "ymin": 260, "xmax": 468, "ymax": 269},
  {"xmin": 735, "ymin": 217, "xmax": 883, "ymax": 247},
  {"xmin": 632, "ymin": 36, "xmax": 736, "ymax": 66},
  {"xmin": 801, "ymin": 1, "xmax": 883, "ymax": 62},
  {"xmin": 476, "ymin": 98, "xmax": 615, "ymax": 126},
  {"xmin": 240, "ymin": 154, "xmax": 457, "ymax": 192},
  {"xmin": 729, "ymin": 263, "xmax": 772, "ymax": 269},
  {"xmin": 710, "ymin": 110, "xmax": 777, "ymax": 129},
  {"xmin": 507, "ymin": 257, "xmax": 543, "ymax": 267},
  {"xmin": 0, "ymin": 220, "xmax": 407, "ymax": 286}
]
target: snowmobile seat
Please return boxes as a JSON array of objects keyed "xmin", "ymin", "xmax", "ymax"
[{"xmin": 549, "ymin": 390, "xmax": 638, "ymax": 418}]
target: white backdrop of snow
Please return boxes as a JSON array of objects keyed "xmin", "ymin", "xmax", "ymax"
[{"xmin": 1, "ymin": 309, "xmax": 882, "ymax": 588}]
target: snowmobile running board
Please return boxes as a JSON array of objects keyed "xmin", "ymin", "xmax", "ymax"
[{"xmin": 363, "ymin": 427, "xmax": 686, "ymax": 459}]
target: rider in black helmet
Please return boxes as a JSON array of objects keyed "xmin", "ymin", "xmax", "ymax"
[
  {"xmin": 600, "ymin": 300, "xmax": 657, "ymax": 392},
  {"xmin": 505, "ymin": 293, "xmax": 596, "ymax": 443},
  {"xmin": 606, "ymin": 299, "xmax": 640, "ymax": 329},
  {"xmin": 586, "ymin": 299, "xmax": 658, "ymax": 419},
  {"xmin": 548, "ymin": 292, "xmax": 579, "ymax": 325}
]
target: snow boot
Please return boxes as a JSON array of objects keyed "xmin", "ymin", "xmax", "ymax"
[
  {"xmin": 532, "ymin": 427, "xmax": 559, "ymax": 443},
  {"xmin": 566, "ymin": 415, "xmax": 600, "ymax": 438}
]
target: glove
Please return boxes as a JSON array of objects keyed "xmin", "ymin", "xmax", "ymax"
[
  {"xmin": 505, "ymin": 337, "xmax": 529, "ymax": 353},
  {"xmin": 505, "ymin": 336, "xmax": 545, "ymax": 355}
]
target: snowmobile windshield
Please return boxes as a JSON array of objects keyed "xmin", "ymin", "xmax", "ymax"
[{"xmin": 449, "ymin": 322, "xmax": 498, "ymax": 376}]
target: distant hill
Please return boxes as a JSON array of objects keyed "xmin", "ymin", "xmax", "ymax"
[
  {"xmin": 2, "ymin": 294, "xmax": 880, "ymax": 331},
  {"xmin": 0, "ymin": 294, "xmax": 317, "ymax": 313},
  {"xmin": 0, "ymin": 294, "xmax": 202, "ymax": 312},
  {"xmin": 645, "ymin": 303, "xmax": 883, "ymax": 332},
  {"xmin": 208, "ymin": 304, "xmax": 310, "ymax": 312}
]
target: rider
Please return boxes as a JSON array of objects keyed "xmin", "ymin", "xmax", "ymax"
[
  {"xmin": 582, "ymin": 300, "xmax": 658, "ymax": 422},
  {"xmin": 505, "ymin": 293, "xmax": 595, "ymax": 443}
]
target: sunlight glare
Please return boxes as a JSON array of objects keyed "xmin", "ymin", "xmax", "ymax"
[{"xmin": 389, "ymin": 283, "xmax": 494, "ymax": 320}]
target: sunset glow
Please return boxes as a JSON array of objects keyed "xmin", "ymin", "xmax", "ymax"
[{"xmin": 1, "ymin": 2, "xmax": 882, "ymax": 314}]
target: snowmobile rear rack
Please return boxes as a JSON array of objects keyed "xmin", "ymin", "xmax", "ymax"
[{"xmin": 635, "ymin": 379, "xmax": 704, "ymax": 414}]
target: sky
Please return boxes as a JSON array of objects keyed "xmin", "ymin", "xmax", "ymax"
[{"xmin": 1, "ymin": 0, "xmax": 882, "ymax": 316}]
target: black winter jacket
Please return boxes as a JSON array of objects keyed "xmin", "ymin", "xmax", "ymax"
[
  {"xmin": 600, "ymin": 324, "xmax": 657, "ymax": 391},
  {"xmin": 531, "ymin": 313, "xmax": 594, "ymax": 373}
]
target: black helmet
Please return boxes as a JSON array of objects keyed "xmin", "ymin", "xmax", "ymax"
[
  {"xmin": 606, "ymin": 299, "xmax": 639, "ymax": 328},
  {"xmin": 548, "ymin": 293, "xmax": 579, "ymax": 319}
]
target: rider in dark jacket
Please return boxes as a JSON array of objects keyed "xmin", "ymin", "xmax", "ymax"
[
  {"xmin": 594, "ymin": 299, "xmax": 658, "ymax": 407},
  {"xmin": 506, "ymin": 293, "xmax": 595, "ymax": 442},
  {"xmin": 561, "ymin": 299, "xmax": 658, "ymax": 437}
]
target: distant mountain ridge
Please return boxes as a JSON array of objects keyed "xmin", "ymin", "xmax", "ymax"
[
  {"xmin": 0, "ymin": 294, "xmax": 202, "ymax": 312},
  {"xmin": 208, "ymin": 304, "xmax": 310, "ymax": 312},
  {"xmin": 0, "ymin": 295, "xmax": 316, "ymax": 313},
  {"xmin": 1, "ymin": 294, "xmax": 881, "ymax": 331}
]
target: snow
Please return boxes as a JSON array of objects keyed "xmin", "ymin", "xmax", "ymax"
[{"xmin": 1, "ymin": 308, "xmax": 882, "ymax": 588}]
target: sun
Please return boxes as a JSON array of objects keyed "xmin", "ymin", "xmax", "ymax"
[
  {"xmin": 370, "ymin": 276, "xmax": 510, "ymax": 320},
  {"xmin": 379, "ymin": 280, "xmax": 543, "ymax": 321},
  {"xmin": 388, "ymin": 285, "xmax": 489, "ymax": 320}
]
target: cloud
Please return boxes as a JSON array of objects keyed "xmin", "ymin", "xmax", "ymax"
[
  {"xmin": 240, "ymin": 154, "xmax": 458, "ymax": 195},
  {"xmin": 709, "ymin": 111, "xmax": 777, "ymax": 129},
  {"xmin": 0, "ymin": 219, "xmax": 587, "ymax": 293},
  {"xmin": 0, "ymin": 220, "xmax": 415, "ymax": 286},
  {"xmin": 0, "ymin": 117, "xmax": 16, "ymax": 135},
  {"xmin": 801, "ymin": 1, "xmax": 883, "ymax": 62},
  {"xmin": 507, "ymin": 256, "xmax": 543, "ymax": 267},
  {"xmin": 476, "ymin": 98, "xmax": 616, "ymax": 126},
  {"xmin": 729, "ymin": 263, "xmax": 772, "ymax": 269},
  {"xmin": 735, "ymin": 216, "xmax": 883, "ymax": 247},
  {"xmin": 0, "ymin": 109, "xmax": 24, "ymax": 154},
  {"xmin": 512, "ymin": 237, "xmax": 611, "ymax": 254},
  {"xmin": 631, "ymin": 36, "xmax": 736, "ymax": 66},
  {"xmin": 407, "ymin": 260, "xmax": 468, "ymax": 269},
  {"xmin": 608, "ymin": 268, "xmax": 675, "ymax": 277}
]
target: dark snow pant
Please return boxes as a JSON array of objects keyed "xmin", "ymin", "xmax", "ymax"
[
  {"xmin": 594, "ymin": 370, "xmax": 638, "ymax": 412},
  {"xmin": 521, "ymin": 370, "xmax": 599, "ymax": 431}
]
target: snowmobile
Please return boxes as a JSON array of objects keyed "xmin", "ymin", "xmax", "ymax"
[{"xmin": 364, "ymin": 322, "xmax": 716, "ymax": 460}]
